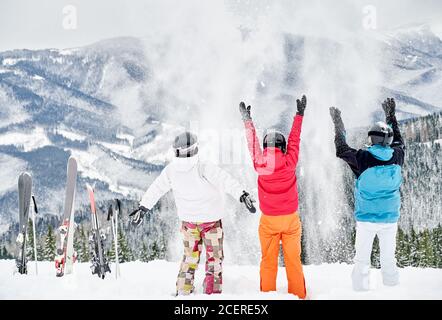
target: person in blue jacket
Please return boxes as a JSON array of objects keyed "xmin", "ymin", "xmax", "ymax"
[{"xmin": 329, "ymin": 98, "xmax": 405, "ymax": 291}]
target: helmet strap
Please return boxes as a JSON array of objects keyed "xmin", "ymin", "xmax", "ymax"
[{"xmin": 383, "ymin": 132, "xmax": 388, "ymax": 146}]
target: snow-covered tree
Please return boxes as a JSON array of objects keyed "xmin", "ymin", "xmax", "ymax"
[
  {"xmin": 0, "ymin": 246, "xmax": 13, "ymax": 259},
  {"xmin": 42, "ymin": 225, "xmax": 56, "ymax": 261},
  {"xmin": 139, "ymin": 243, "xmax": 150, "ymax": 262},
  {"xmin": 409, "ymin": 228, "xmax": 419, "ymax": 267},
  {"xmin": 26, "ymin": 219, "xmax": 38, "ymax": 261},
  {"xmin": 396, "ymin": 227, "xmax": 410, "ymax": 267},
  {"xmin": 434, "ymin": 224, "xmax": 442, "ymax": 268},
  {"xmin": 417, "ymin": 229, "xmax": 435, "ymax": 268},
  {"xmin": 74, "ymin": 225, "xmax": 89, "ymax": 262},
  {"xmin": 117, "ymin": 229, "xmax": 133, "ymax": 263},
  {"xmin": 371, "ymin": 236, "xmax": 380, "ymax": 268}
]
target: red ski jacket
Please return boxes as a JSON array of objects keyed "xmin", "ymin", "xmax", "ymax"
[{"xmin": 244, "ymin": 115, "xmax": 303, "ymax": 216}]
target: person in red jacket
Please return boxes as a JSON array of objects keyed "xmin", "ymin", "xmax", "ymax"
[{"xmin": 239, "ymin": 96, "xmax": 307, "ymax": 299}]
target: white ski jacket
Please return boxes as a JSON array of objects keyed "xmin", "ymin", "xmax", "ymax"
[{"xmin": 140, "ymin": 155, "xmax": 245, "ymax": 222}]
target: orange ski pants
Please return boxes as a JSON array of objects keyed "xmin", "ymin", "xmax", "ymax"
[{"xmin": 259, "ymin": 212, "xmax": 306, "ymax": 299}]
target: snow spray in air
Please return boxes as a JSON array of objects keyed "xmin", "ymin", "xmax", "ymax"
[{"xmin": 116, "ymin": 0, "xmax": 383, "ymax": 264}]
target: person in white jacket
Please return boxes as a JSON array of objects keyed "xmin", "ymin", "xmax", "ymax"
[{"xmin": 130, "ymin": 131, "xmax": 255, "ymax": 296}]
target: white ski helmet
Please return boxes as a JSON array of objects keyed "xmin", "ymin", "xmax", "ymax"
[
  {"xmin": 173, "ymin": 132, "xmax": 198, "ymax": 157},
  {"xmin": 368, "ymin": 121, "xmax": 393, "ymax": 146}
]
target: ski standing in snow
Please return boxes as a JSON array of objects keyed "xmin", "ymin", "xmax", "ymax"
[
  {"xmin": 15, "ymin": 172, "xmax": 33, "ymax": 275},
  {"xmin": 107, "ymin": 199, "xmax": 121, "ymax": 278},
  {"xmin": 55, "ymin": 156, "xmax": 78, "ymax": 277},
  {"xmin": 87, "ymin": 184, "xmax": 111, "ymax": 279}
]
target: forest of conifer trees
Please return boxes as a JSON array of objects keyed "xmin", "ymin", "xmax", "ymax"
[{"xmin": 0, "ymin": 112, "xmax": 440, "ymax": 268}]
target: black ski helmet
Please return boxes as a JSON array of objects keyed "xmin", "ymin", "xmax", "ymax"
[
  {"xmin": 263, "ymin": 130, "xmax": 287, "ymax": 153},
  {"xmin": 173, "ymin": 132, "xmax": 199, "ymax": 157},
  {"xmin": 368, "ymin": 121, "xmax": 393, "ymax": 146}
]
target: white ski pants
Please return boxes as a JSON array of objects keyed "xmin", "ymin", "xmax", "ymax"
[{"xmin": 352, "ymin": 221, "xmax": 399, "ymax": 291}]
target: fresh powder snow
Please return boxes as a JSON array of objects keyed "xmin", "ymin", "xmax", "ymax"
[{"xmin": 0, "ymin": 260, "xmax": 440, "ymax": 300}]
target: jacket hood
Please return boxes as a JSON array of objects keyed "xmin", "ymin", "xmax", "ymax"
[
  {"xmin": 367, "ymin": 144, "xmax": 394, "ymax": 161},
  {"xmin": 262, "ymin": 147, "xmax": 286, "ymax": 171},
  {"xmin": 171, "ymin": 154, "xmax": 199, "ymax": 172}
]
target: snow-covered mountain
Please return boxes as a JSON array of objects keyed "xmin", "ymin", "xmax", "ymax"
[
  {"xmin": 0, "ymin": 38, "xmax": 186, "ymax": 228},
  {"xmin": 0, "ymin": 25, "xmax": 441, "ymax": 238},
  {"xmin": 379, "ymin": 24, "xmax": 442, "ymax": 117}
]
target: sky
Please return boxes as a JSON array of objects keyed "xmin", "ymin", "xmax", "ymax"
[{"xmin": 0, "ymin": 0, "xmax": 441, "ymax": 51}]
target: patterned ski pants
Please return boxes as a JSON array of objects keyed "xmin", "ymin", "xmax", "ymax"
[{"xmin": 176, "ymin": 220, "xmax": 224, "ymax": 295}]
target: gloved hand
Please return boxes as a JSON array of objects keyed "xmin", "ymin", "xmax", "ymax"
[
  {"xmin": 240, "ymin": 190, "xmax": 256, "ymax": 213},
  {"xmin": 296, "ymin": 95, "xmax": 307, "ymax": 116},
  {"xmin": 239, "ymin": 102, "xmax": 252, "ymax": 121},
  {"xmin": 329, "ymin": 107, "xmax": 345, "ymax": 134},
  {"xmin": 129, "ymin": 205, "xmax": 150, "ymax": 227},
  {"xmin": 382, "ymin": 98, "xmax": 396, "ymax": 123}
]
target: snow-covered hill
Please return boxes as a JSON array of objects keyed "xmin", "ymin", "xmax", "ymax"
[
  {"xmin": 0, "ymin": 260, "xmax": 440, "ymax": 300},
  {"xmin": 1, "ymin": 26, "xmax": 441, "ymax": 227},
  {"xmin": 0, "ymin": 38, "xmax": 186, "ymax": 227},
  {"xmin": 0, "ymin": 23, "xmax": 441, "ymax": 266},
  {"xmin": 379, "ymin": 24, "xmax": 442, "ymax": 117}
]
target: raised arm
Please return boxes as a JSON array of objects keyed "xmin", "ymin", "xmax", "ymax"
[
  {"xmin": 239, "ymin": 102, "xmax": 266, "ymax": 170},
  {"xmin": 329, "ymin": 107, "xmax": 360, "ymax": 175},
  {"xmin": 286, "ymin": 95, "xmax": 306, "ymax": 168},
  {"xmin": 382, "ymin": 98, "xmax": 405, "ymax": 152}
]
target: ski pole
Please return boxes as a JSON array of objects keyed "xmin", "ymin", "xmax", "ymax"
[
  {"xmin": 115, "ymin": 199, "xmax": 121, "ymax": 278},
  {"xmin": 107, "ymin": 204, "xmax": 118, "ymax": 279},
  {"xmin": 31, "ymin": 195, "xmax": 38, "ymax": 275}
]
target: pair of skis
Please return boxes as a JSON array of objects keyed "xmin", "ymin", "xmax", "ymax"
[
  {"xmin": 15, "ymin": 173, "xmax": 38, "ymax": 275},
  {"xmin": 107, "ymin": 199, "xmax": 121, "ymax": 279},
  {"xmin": 17, "ymin": 156, "xmax": 117, "ymax": 279},
  {"xmin": 86, "ymin": 186, "xmax": 122, "ymax": 280},
  {"xmin": 55, "ymin": 157, "xmax": 112, "ymax": 279},
  {"xmin": 55, "ymin": 156, "xmax": 78, "ymax": 277},
  {"xmin": 86, "ymin": 184, "xmax": 111, "ymax": 279}
]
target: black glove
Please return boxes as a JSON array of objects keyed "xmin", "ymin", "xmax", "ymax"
[
  {"xmin": 129, "ymin": 205, "xmax": 150, "ymax": 227},
  {"xmin": 329, "ymin": 107, "xmax": 345, "ymax": 134},
  {"xmin": 240, "ymin": 190, "xmax": 256, "ymax": 213},
  {"xmin": 382, "ymin": 98, "xmax": 396, "ymax": 123},
  {"xmin": 239, "ymin": 102, "xmax": 252, "ymax": 121},
  {"xmin": 296, "ymin": 95, "xmax": 307, "ymax": 116}
]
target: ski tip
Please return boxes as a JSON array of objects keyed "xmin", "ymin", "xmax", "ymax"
[
  {"xmin": 86, "ymin": 183, "xmax": 93, "ymax": 192},
  {"xmin": 18, "ymin": 171, "xmax": 32, "ymax": 182},
  {"xmin": 107, "ymin": 206, "xmax": 113, "ymax": 220},
  {"xmin": 67, "ymin": 156, "xmax": 78, "ymax": 171},
  {"xmin": 68, "ymin": 155, "xmax": 77, "ymax": 163},
  {"xmin": 115, "ymin": 199, "xmax": 121, "ymax": 210}
]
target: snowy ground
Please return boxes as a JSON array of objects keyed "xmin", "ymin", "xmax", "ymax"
[{"xmin": 1, "ymin": 260, "xmax": 441, "ymax": 300}]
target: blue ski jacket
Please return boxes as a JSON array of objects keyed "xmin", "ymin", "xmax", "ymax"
[{"xmin": 334, "ymin": 117, "xmax": 405, "ymax": 223}]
